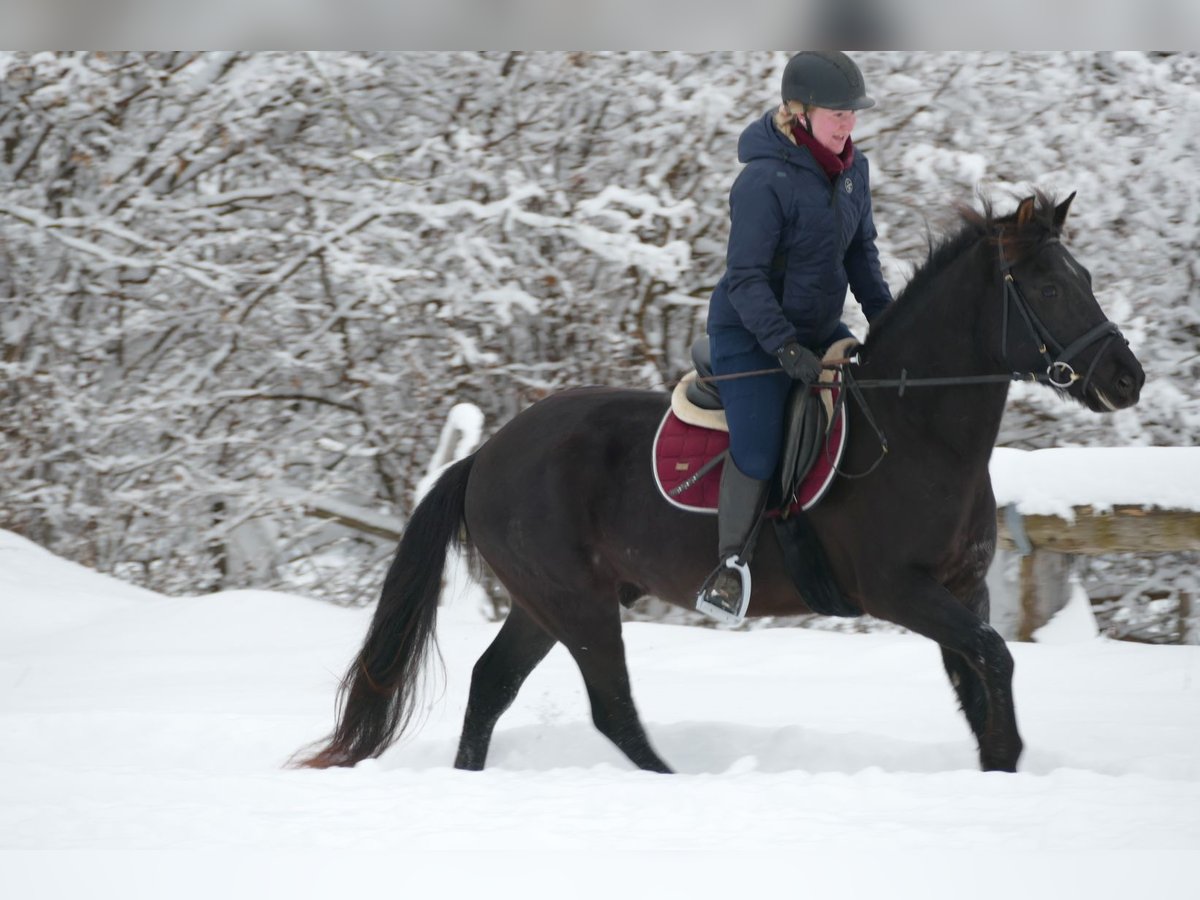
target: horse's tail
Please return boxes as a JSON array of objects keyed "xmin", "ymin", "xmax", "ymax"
[{"xmin": 293, "ymin": 455, "xmax": 475, "ymax": 769}]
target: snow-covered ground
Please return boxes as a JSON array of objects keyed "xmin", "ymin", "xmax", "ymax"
[{"xmin": 2, "ymin": 526, "xmax": 1199, "ymax": 898}]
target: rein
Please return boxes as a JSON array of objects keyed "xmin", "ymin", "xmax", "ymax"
[
  {"xmin": 694, "ymin": 364, "xmax": 1058, "ymax": 392},
  {"xmin": 688, "ymin": 360, "xmax": 1059, "ymax": 481},
  {"xmin": 689, "ymin": 232, "xmax": 1124, "ymax": 480},
  {"xmin": 696, "ymin": 235, "xmax": 1122, "ymax": 395}
]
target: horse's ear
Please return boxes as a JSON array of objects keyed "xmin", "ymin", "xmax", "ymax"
[
  {"xmin": 1053, "ymin": 191, "xmax": 1077, "ymax": 230},
  {"xmin": 1016, "ymin": 196, "xmax": 1036, "ymax": 227}
]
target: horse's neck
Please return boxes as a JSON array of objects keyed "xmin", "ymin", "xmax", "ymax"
[{"xmin": 860, "ymin": 247, "xmax": 1009, "ymax": 461}]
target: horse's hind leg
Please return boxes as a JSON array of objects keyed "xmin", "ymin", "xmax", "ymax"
[
  {"xmin": 559, "ymin": 598, "xmax": 673, "ymax": 774},
  {"xmin": 454, "ymin": 605, "xmax": 556, "ymax": 771},
  {"xmin": 457, "ymin": 583, "xmax": 671, "ymax": 773}
]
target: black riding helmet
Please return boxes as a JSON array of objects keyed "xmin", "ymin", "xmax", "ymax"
[{"xmin": 781, "ymin": 51, "xmax": 875, "ymax": 111}]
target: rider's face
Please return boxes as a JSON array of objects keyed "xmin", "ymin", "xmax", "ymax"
[{"xmin": 800, "ymin": 106, "xmax": 856, "ymax": 155}]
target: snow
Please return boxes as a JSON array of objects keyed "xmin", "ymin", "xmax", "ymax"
[
  {"xmin": 419, "ymin": 401, "xmax": 485, "ymax": 498},
  {"xmin": 2, "ymin": 527, "xmax": 1199, "ymax": 897},
  {"xmin": 1032, "ymin": 576, "xmax": 1100, "ymax": 644},
  {"xmin": 991, "ymin": 446, "xmax": 1200, "ymax": 520}
]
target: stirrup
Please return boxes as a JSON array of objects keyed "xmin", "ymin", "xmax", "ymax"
[{"xmin": 695, "ymin": 556, "xmax": 752, "ymax": 625}]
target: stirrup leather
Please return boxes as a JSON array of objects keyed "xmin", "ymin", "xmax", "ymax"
[{"xmin": 695, "ymin": 555, "xmax": 752, "ymax": 625}]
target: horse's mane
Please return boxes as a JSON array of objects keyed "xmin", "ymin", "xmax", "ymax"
[{"xmin": 866, "ymin": 191, "xmax": 1063, "ymax": 343}]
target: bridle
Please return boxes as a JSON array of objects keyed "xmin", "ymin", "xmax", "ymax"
[
  {"xmin": 826, "ymin": 231, "xmax": 1125, "ymax": 478},
  {"xmin": 697, "ymin": 232, "xmax": 1124, "ymax": 396},
  {"xmin": 690, "ymin": 229, "xmax": 1129, "ymax": 479},
  {"xmin": 996, "ymin": 233, "xmax": 1122, "ymax": 394},
  {"xmin": 847, "ymin": 232, "xmax": 1124, "ymax": 394}
]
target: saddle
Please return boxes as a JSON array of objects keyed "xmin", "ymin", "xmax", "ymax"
[
  {"xmin": 652, "ymin": 338, "xmax": 860, "ymax": 618},
  {"xmin": 662, "ymin": 336, "xmax": 855, "ymax": 515}
]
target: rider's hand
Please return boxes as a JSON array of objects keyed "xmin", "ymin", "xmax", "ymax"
[{"xmin": 776, "ymin": 342, "xmax": 822, "ymax": 383}]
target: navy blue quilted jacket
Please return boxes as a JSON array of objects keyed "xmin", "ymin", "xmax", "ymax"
[{"xmin": 707, "ymin": 110, "xmax": 893, "ymax": 354}]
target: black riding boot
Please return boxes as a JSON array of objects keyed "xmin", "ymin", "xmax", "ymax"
[{"xmin": 695, "ymin": 458, "xmax": 769, "ymax": 625}]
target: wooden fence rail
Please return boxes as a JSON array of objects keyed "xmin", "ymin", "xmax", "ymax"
[
  {"xmin": 994, "ymin": 504, "xmax": 1200, "ymax": 641},
  {"xmin": 989, "ymin": 446, "xmax": 1199, "ymax": 642}
]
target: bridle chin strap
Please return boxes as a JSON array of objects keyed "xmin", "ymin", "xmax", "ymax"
[{"xmin": 997, "ymin": 235, "xmax": 1121, "ymax": 394}]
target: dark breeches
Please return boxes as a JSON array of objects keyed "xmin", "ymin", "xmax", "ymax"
[
  {"xmin": 710, "ymin": 328, "xmax": 792, "ymax": 480},
  {"xmin": 710, "ymin": 323, "xmax": 852, "ymax": 480}
]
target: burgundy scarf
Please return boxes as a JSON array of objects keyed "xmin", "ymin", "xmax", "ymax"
[{"xmin": 790, "ymin": 122, "xmax": 855, "ymax": 180}]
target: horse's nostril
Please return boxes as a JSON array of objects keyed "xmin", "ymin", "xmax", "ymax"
[{"xmin": 1115, "ymin": 373, "xmax": 1136, "ymax": 397}]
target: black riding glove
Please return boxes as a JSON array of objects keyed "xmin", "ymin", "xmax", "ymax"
[{"xmin": 776, "ymin": 342, "xmax": 822, "ymax": 383}]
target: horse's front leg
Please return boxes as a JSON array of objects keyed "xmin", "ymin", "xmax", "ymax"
[
  {"xmin": 870, "ymin": 570, "xmax": 1022, "ymax": 772},
  {"xmin": 938, "ymin": 580, "xmax": 992, "ymax": 749}
]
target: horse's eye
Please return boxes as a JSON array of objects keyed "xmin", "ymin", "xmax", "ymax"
[{"xmin": 1041, "ymin": 285, "xmax": 1059, "ymax": 299}]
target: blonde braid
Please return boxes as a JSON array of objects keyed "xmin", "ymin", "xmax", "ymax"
[{"xmin": 774, "ymin": 103, "xmax": 799, "ymax": 145}]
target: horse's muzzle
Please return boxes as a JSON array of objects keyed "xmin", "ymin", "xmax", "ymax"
[{"xmin": 1081, "ymin": 341, "xmax": 1144, "ymax": 412}]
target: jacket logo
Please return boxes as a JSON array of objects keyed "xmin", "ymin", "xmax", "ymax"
[{"xmin": 844, "ymin": 177, "xmax": 854, "ymax": 194}]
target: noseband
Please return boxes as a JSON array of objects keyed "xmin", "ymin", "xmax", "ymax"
[{"xmin": 997, "ymin": 234, "xmax": 1121, "ymax": 393}]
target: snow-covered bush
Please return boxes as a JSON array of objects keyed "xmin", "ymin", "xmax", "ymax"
[{"xmin": 1, "ymin": 52, "xmax": 1195, "ymax": 635}]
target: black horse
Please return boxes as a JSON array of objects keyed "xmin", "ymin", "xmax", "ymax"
[{"xmin": 297, "ymin": 193, "xmax": 1144, "ymax": 774}]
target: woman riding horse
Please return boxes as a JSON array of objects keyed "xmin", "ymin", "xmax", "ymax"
[{"xmin": 698, "ymin": 51, "xmax": 894, "ymax": 624}]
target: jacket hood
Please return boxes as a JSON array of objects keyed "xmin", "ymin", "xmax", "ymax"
[{"xmin": 737, "ymin": 110, "xmax": 815, "ymax": 169}]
